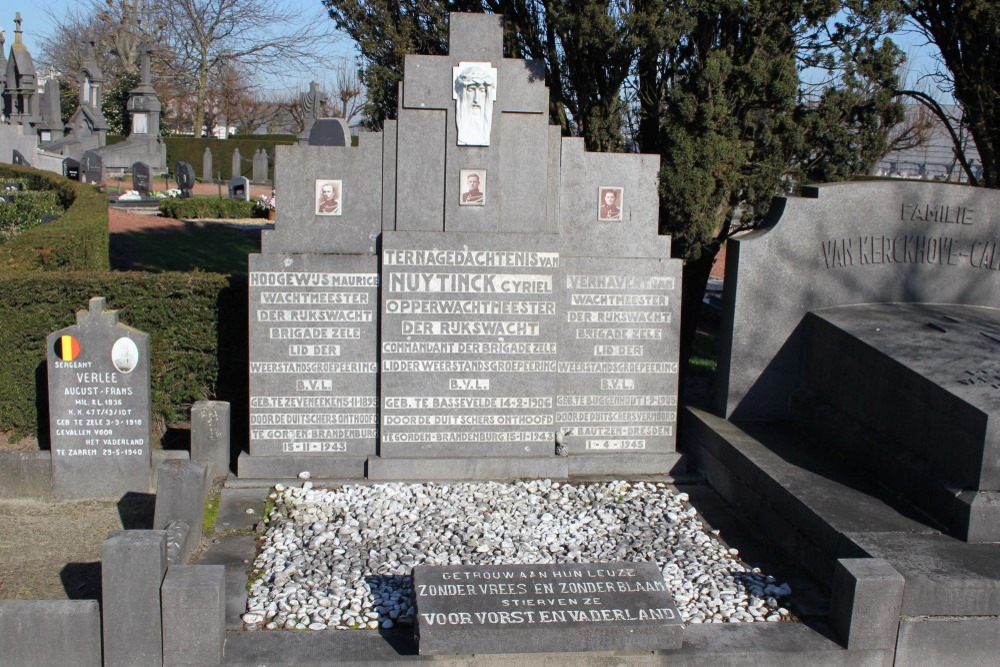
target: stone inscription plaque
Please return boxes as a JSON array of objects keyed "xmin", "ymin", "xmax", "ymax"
[
  {"xmin": 380, "ymin": 231, "xmax": 560, "ymax": 457},
  {"xmin": 557, "ymin": 257, "xmax": 681, "ymax": 455},
  {"xmin": 248, "ymin": 253, "xmax": 378, "ymax": 457},
  {"xmin": 46, "ymin": 297, "xmax": 151, "ymax": 499},
  {"xmin": 413, "ymin": 562, "xmax": 683, "ymax": 655}
]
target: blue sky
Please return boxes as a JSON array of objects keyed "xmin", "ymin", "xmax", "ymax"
[
  {"xmin": 5, "ymin": 3, "xmax": 948, "ymax": 102},
  {"xmin": 3, "ymin": 0, "xmax": 356, "ymax": 97}
]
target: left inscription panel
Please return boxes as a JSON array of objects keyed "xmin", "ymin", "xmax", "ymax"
[{"xmin": 249, "ymin": 253, "xmax": 379, "ymax": 457}]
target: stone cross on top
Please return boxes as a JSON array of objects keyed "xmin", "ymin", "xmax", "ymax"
[
  {"xmin": 77, "ymin": 297, "xmax": 120, "ymax": 328},
  {"xmin": 402, "ymin": 13, "xmax": 547, "ymax": 122}
]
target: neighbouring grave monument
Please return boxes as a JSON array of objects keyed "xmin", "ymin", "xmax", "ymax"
[
  {"xmin": 46, "ymin": 297, "xmax": 151, "ymax": 499},
  {"xmin": 713, "ymin": 181, "xmax": 1000, "ymax": 542},
  {"xmin": 681, "ymin": 181, "xmax": 1000, "ymax": 662},
  {"xmin": 244, "ymin": 13, "xmax": 681, "ymax": 481},
  {"xmin": 413, "ymin": 562, "xmax": 683, "ymax": 655}
]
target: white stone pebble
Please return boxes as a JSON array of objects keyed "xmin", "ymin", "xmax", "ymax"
[{"xmin": 242, "ymin": 480, "xmax": 792, "ymax": 631}]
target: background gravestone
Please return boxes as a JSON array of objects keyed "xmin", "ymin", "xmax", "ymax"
[
  {"xmin": 229, "ymin": 176, "xmax": 250, "ymax": 201},
  {"xmin": 252, "ymin": 149, "xmax": 269, "ymax": 183},
  {"xmin": 175, "ymin": 161, "xmax": 196, "ymax": 197},
  {"xmin": 231, "ymin": 148, "xmax": 242, "ymax": 181},
  {"xmin": 308, "ymin": 118, "xmax": 349, "ymax": 147},
  {"xmin": 47, "ymin": 297, "xmax": 152, "ymax": 499},
  {"xmin": 12, "ymin": 150, "xmax": 30, "ymax": 166},
  {"xmin": 82, "ymin": 150, "xmax": 103, "ymax": 184},
  {"xmin": 132, "ymin": 161, "xmax": 152, "ymax": 197},
  {"xmin": 62, "ymin": 157, "xmax": 81, "ymax": 181},
  {"xmin": 202, "ymin": 147, "xmax": 213, "ymax": 182}
]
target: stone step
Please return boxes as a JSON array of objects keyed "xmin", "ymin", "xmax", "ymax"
[{"xmin": 682, "ymin": 407, "xmax": 1000, "ymax": 618}]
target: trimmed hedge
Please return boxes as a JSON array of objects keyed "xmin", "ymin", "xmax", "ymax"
[
  {"xmin": 0, "ymin": 272, "xmax": 248, "ymax": 440},
  {"xmin": 0, "ymin": 165, "xmax": 109, "ymax": 274},
  {"xmin": 159, "ymin": 197, "xmax": 257, "ymax": 219},
  {"xmin": 0, "ymin": 191, "xmax": 63, "ymax": 240},
  {"xmin": 164, "ymin": 136, "xmax": 296, "ymax": 181}
]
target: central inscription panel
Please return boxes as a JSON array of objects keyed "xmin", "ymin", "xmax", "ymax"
[{"xmin": 380, "ymin": 232, "xmax": 560, "ymax": 457}]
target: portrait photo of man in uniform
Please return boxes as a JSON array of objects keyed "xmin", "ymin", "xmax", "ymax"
[
  {"xmin": 315, "ymin": 179, "xmax": 342, "ymax": 216},
  {"xmin": 453, "ymin": 62, "xmax": 498, "ymax": 146},
  {"xmin": 460, "ymin": 169, "xmax": 486, "ymax": 206},
  {"xmin": 598, "ymin": 187, "xmax": 624, "ymax": 221}
]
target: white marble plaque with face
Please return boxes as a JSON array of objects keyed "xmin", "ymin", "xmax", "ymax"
[{"xmin": 453, "ymin": 62, "xmax": 498, "ymax": 146}]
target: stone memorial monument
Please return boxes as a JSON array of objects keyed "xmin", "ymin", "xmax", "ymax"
[
  {"xmin": 132, "ymin": 161, "xmax": 152, "ymax": 197},
  {"xmin": 46, "ymin": 297, "xmax": 152, "ymax": 499},
  {"xmin": 243, "ymin": 13, "xmax": 681, "ymax": 482},
  {"xmin": 12, "ymin": 149, "xmax": 30, "ymax": 166}
]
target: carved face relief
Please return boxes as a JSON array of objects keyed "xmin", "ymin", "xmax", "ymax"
[{"xmin": 453, "ymin": 62, "xmax": 497, "ymax": 146}]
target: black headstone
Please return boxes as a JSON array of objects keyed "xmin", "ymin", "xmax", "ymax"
[
  {"xmin": 62, "ymin": 158, "xmax": 81, "ymax": 181},
  {"xmin": 46, "ymin": 297, "xmax": 152, "ymax": 499},
  {"xmin": 12, "ymin": 150, "xmax": 30, "ymax": 167},
  {"xmin": 307, "ymin": 118, "xmax": 349, "ymax": 147},
  {"xmin": 82, "ymin": 150, "xmax": 104, "ymax": 184},
  {"xmin": 413, "ymin": 562, "xmax": 683, "ymax": 655},
  {"xmin": 175, "ymin": 161, "xmax": 196, "ymax": 197},
  {"xmin": 132, "ymin": 161, "xmax": 152, "ymax": 197}
]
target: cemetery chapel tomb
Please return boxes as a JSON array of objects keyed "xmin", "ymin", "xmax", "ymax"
[{"xmin": 245, "ymin": 13, "xmax": 681, "ymax": 480}]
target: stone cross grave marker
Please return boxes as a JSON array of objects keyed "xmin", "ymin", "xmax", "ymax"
[
  {"xmin": 132, "ymin": 161, "xmax": 152, "ymax": 197},
  {"xmin": 47, "ymin": 297, "xmax": 152, "ymax": 499},
  {"xmin": 229, "ymin": 175, "xmax": 250, "ymax": 201},
  {"xmin": 413, "ymin": 562, "xmax": 683, "ymax": 655}
]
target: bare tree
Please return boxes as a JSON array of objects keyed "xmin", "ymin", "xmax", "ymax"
[
  {"xmin": 159, "ymin": 0, "xmax": 341, "ymax": 136},
  {"xmin": 38, "ymin": 0, "xmax": 164, "ymax": 76},
  {"xmin": 332, "ymin": 66, "xmax": 363, "ymax": 124}
]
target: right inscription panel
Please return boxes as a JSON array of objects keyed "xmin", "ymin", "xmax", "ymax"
[{"xmin": 556, "ymin": 257, "xmax": 680, "ymax": 456}]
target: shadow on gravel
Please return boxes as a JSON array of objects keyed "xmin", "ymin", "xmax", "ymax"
[
  {"xmin": 118, "ymin": 492, "xmax": 156, "ymax": 529},
  {"xmin": 60, "ymin": 562, "xmax": 102, "ymax": 603}
]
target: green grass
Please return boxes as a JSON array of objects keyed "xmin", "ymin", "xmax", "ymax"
[
  {"xmin": 203, "ymin": 491, "xmax": 221, "ymax": 535},
  {"xmin": 112, "ymin": 226, "xmax": 259, "ymax": 274},
  {"xmin": 688, "ymin": 330, "xmax": 718, "ymax": 375}
]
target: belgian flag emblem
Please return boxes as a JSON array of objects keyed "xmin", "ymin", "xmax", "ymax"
[{"xmin": 55, "ymin": 335, "xmax": 81, "ymax": 361}]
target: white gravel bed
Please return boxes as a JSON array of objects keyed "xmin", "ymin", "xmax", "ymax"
[{"xmin": 242, "ymin": 479, "xmax": 792, "ymax": 631}]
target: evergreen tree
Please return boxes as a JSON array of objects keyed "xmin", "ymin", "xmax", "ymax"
[{"xmin": 900, "ymin": 1, "xmax": 1000, "ymax": 187}]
